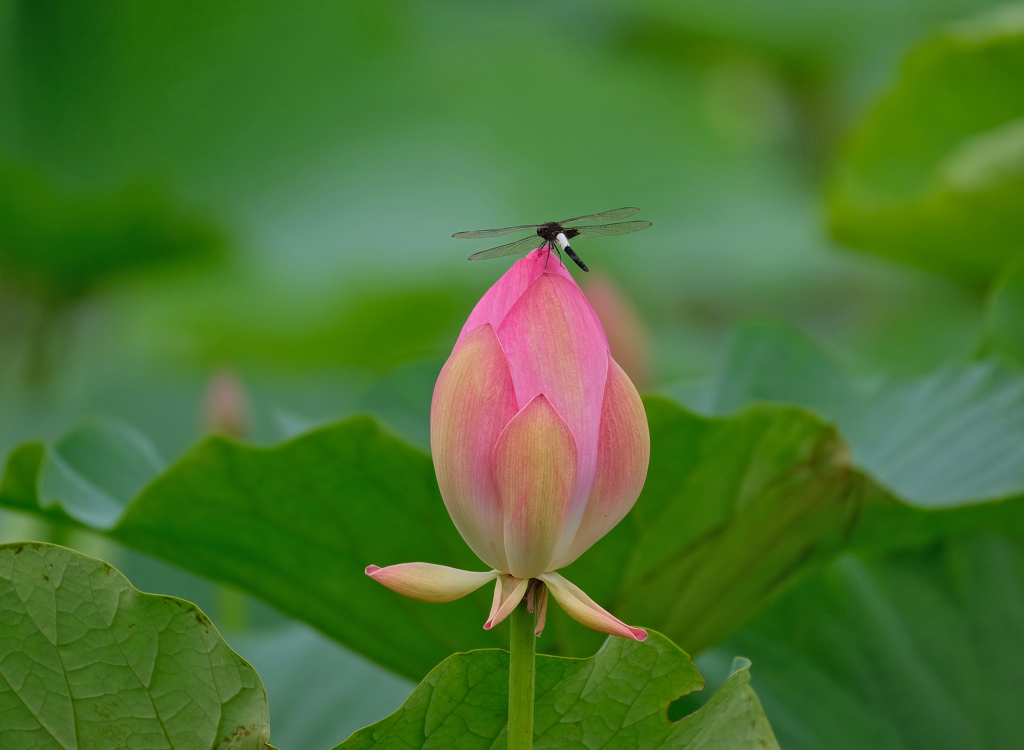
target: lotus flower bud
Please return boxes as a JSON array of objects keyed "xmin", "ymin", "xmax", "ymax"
[
  {"xmin": 368, "ymin": 248, "xmax": 649, "ymax": 641},
  {"xmin": 202, "ymin": 368, "xmax": 250, "ymax": 438}
]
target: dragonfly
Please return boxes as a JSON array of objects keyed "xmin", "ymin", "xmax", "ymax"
[{"xmin": 453, "ymin": 207, "xmax": 651, "ymax": 272}]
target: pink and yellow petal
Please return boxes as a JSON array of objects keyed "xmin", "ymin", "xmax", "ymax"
[
  {"xmin": 539, "ymin": 571, "xmax": 647, "ymax": 641},
  {"xmin": 484, "ymin": 574, "xmax": 530, "ymax": 630},
  {"xmin": 366, "ymin": 563, "xmax": 497, "ymax": 603},
  {"xmin": 431, "ymin": 323, "xmax": 518, "ymax": 571},
  {"xmin": 553, "ymin": 356, "xmax": 650, "ymax": 568},
  {"xmin": 493, "ymin": 394, "xmax": 578, "ymax": 579}
]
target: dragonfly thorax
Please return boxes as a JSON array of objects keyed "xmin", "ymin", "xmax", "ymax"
[{"xmin": 536, "ymin": 223, "xmax": 580, "ymax": 242}]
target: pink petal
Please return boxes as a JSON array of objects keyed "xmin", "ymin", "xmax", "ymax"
[
  {"xmin": 552, "ymin": 356, "xmax": 650, "ymax": 569},
  {"xmin": 456, "ymin": 248, "xmax": 575, "ymax": 346},
  {"xmin": 366, "ymin": 563, "xmax": 497, "ymax": 602},
  {"xmin": 539, "ymin": 571, "xmax": 647, "ymax": 641},
  {"xmin": 431, "ymin": 323, "xmax": 518, "ymax": 572},
  {"xmin": 496, "ymin": 272, "xmax": 610, "ymax": 560},
  {"xmin": 484, "ymin": 574, "xmax": 529, "ymax": 629},
  {"xmin": 493, "ymin": 394, "xmax": 578, "ymax": 579}
]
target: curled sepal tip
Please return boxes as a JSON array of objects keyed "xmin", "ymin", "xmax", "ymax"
[
  {"xmin": 484, "ymin": 574, "xmax": 529, "ymax": 630},
  {"xmin": 540, "ymin": 571, "xmax": 647, "ymax": 641}
]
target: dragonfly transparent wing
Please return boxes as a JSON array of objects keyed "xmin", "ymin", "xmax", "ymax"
[
  {"xmin": 453, "ymin": 223, "xmax": 542, "ymax": 239},
  {"xmin": 468, "ymin": 234, "xmax": 545, "ymax": 261},
  {"xmin": 573, "ymin": 220, "xmax": 652, "ymax": 238},
  {"xmin": 560, "ymin": 207, "xmax": 640, "ymax": 225}
]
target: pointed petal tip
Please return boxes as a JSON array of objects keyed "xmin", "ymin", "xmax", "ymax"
[
  {"xmin": 628, "ymin": 627, "xmax": 648, "ymax": 642},
  {"xmin": 481, "ymin": 613, "xmax": 503, "ymax": 631},
  {"xmin": 365, "ymin": 565, "xmax": 381, "ymax": 575}
]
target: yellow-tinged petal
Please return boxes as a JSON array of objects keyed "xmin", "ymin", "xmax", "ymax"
[
  {"xmin": 365, "ymin": 563, "xmax": 497, "ymax": 602},
  {"xmin": 494, "ymin": 394, "xmax": 578, "ymax": 579},
  {"xmin": 431, "ymin": 323, "xmax": 518, "ymax": 572},
  {"xmin": 553, "ymin": 356, "xmax": 650, "ymax": 568},
  {"xmin": 540, "ymin": 571, "xmax": 647, "ymax": 641}
]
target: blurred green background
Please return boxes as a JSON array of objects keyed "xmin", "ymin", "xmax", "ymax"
[{"xmin": 2, "ymin": 1, "xmax": 1022, "ymax": 748}]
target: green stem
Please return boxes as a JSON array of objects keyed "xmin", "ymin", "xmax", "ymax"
[{"xmin": 508, "ymin": 597, "xmax": 536, "ymax": 750}]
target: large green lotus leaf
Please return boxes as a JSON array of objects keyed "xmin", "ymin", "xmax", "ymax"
[
  {"xmin": 337, "ymin": 631, "xmax": 777, "ymax": 750},
  {"xmin": 827, "ymin": 5, "xmax": 1024, "ymax": 285},
  {"xmin": 0, "ymin": 542, "xmax": 269, "ymax": 750},
  {"xmin": 710, "ymin": 532, "xmax": 1024, "ymax": 750},
  {"xmin": 707, "ymin": 321, "xmax": 1024, "ymax": 504}
]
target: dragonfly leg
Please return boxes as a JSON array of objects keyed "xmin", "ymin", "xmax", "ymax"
[{"xmin": 542, "ymin": 243, "xmax": 562, "ymax": 271}]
